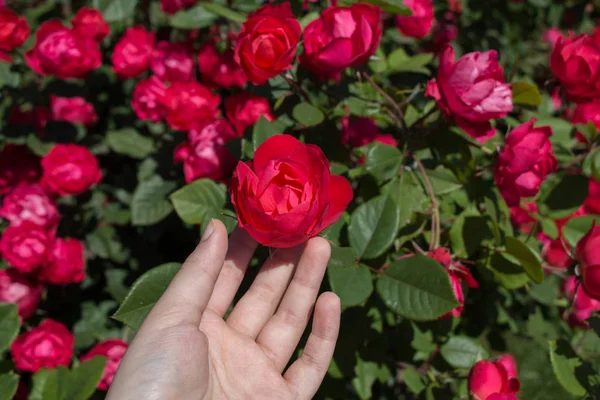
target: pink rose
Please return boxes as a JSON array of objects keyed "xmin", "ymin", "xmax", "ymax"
[
  {"xmin": 41, "ymin": 144, "xmax": 102, "ymax": 196},
  {"xmin": 81, "ymin": 339, "xmax": 128, "ymax": 390},
  {"xmin": 71, "ymin": 7, "xmax": 110, "ymax": 42},
  {"xmin": 0, "ymin": 222, "xmax": 53, "ymax": 273},
  {"xmin": 162, "ymin": 81, "xmax": 221, "ymax": 132},
  {"xmin": 160, "ymin": 0, "xmax": 197, "ymax": 14},
  {"xmin": 509, "ymin": 201, "xmax": 537, "ymax": 234},
  {"xmin": 132, "ymin": 76, "xmax": 168, "ymax": 123},
  {"xmin": 563, "ymin": 276, "xmax": 600, "ymax": 328},
  {"xmin": 0, "ymin": 184, "xmax": 60, "ymax": 231},
  {"xmin": 225, "ymin": 92, "xmax": 274, "ymax": 136},
  {"xmin": 469, "ymin": 355, "xmax": 520, "ymax": 400},
  {"xmin": 542, "ymin": 28, "xmax": 565, "ymax": 48},
  {"xmin": 395, "ymin": 0, "xmax": 434, "ymax": 39},
  {"xmin": 198, "ymin": 39, "xmax": 247, "ymax": 89},
  {"xmin": 151, "ymin": 41, "xmax": 195, "ymax": 82},
  {"xmin": 0, "ymin": 7, "xmax": 30, "ymax": 62},
  {"xmin": 577, "ymin": 223, "xmax": 600, "ymax": 301},
  {"xmin": 0, "ymin": 269, "xmax": 42, "ymax": 320},
  {"xmin": 0, "ymin": 145, "xmax": 40, "ymax": 196},
  {"xmin": 112, "ymin": 26, "xmax": 156, "ymax": 79},
  {"xmin": 50, "ymin": 95, "xmax": 98, "ymax": 126},
  {"xmin": 38, "ymin": 238, "xmax": 85, "ymax": 285}
]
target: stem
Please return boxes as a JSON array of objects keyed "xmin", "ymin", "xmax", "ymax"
[
  {"xmin": 280, "ymin": 73, "xmax": 311, "ymax": 104},
  {"xmin": 413, "ymin": 155, "xmax": 440, "ymax": 251},
  {"xmin": 412, "ymin": 107, "xmax": 437, "ymax": 127},
  {"xmin": 467, "ymin": 140, "xmax": 495, "ymax": 155},
  {"xmin": 361, "ymin": 71, "xmax": 408, "ymax": 131},
  {"xmin": 418, "ymin": 346, "xmax": 440, "ymax": 374}
]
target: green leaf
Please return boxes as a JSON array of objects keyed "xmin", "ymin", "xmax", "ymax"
[
  {"xmin": 327, "ymin": 247, "xmax": 373, "ymax": 308},
  {"xmin": 591, "ymin": 151, "xmax": 600, "ymax": 181},
  {"xmin": 538, "ymin": 174, "xmax": 589, "ymax": 219},
  {"xmin": 131, "ymin": 175, "xmax": 176, "ymax": 226},
  {"xmin": 549, "ymin": 340, "xmax": 587, "ymax": 396},
  {"xmin": 488, "ymin": 253, "xmax": 531, "ymax": 289},
  {"xmin": 169, "ymin": 4, "xmax": 217, "ymax": 29},
  {"xmin": 66, "ymin": 356, "xmax": 107, "ymax": 400},
  {"xmin": 0, "ymin": 373, "xmax": 18, "ymax": 400},
  {"xmin": 292, "ymin": 103, "xmax": 325, "ymax": 127},
  {"xmin": 348, "ymin": 195, "xmax": 401, "ymax": 259},
  {"xmin": 401, "ymin": 366, "xmax": 426, "ymax": 395},
  {"xmin": 252, "ymin": 119, "xmax": 287, "ymax": 152},
  {"xmin": 365, "ymin": 143, "xmax": 403, "ymax": 182},
  {"xmin": 562, "ymin": 215, "xmax": 600, "ymax": 248},
  {"xmin": 512, "ymin": 81, "xmax": 542, "ymax": 106},
  {"xmin": 29, "ymin": 368, "xmax": 68, "ymax": 400},
  {"xmin": 351, "ymin": 357, "xmax": 388, "ymax": 400},
  {"xmin": 588, "ymin": 316, "xmax": 600, "ymax": 337},
  {"xmin": 504, "ymin": 237, "xmax": 544, "ymax": 284},
  {"xmin": 441, "ymin": 336, "xmax": 489, "ymax": 369},
  {"xmin": 113, "ymin": 262, "xmax": 182, "ymax": 330},
  {"xmin": 170, "ymin": 179, "xmax": 227, "ymax": 225},
  {"xmin": 426, "ymin": 168, "xmax": 462, "ymax": 195},
  {"xmin": 201, "ymin": 2, "xmax": 246, "ymax": 22},
  {"xmin": 0, "ymin": 303, "xmax": 19, "ymax": 355},
  {"xmin": 106, "ymin": 129, "xmax": 155, "ymax": 159},
  {"xmin": 92, "ymin": 0, "xmax": 139, "ymax": 21},
  {"xmin": 362, "ymin": 0, "xmax": 411, "ymax": 14},
  {"xmin": 376, "ymin": 255, "xmax": 460, "ymax": 320},
  {"xmin": 0, "ymin": 63, "xmax": 20, "ymax": 88},
  {"xmin": 73, "ymin": 301, "xmax": 116, "ymax": 349},
  {"xmin": 388, "ymin": 49, "xmax": 433, "ymax": 74},
  {"xmin": 383, "ymin": 173, "xmax": 429, "ymax": 227}
]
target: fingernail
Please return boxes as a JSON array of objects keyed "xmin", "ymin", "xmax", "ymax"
[{"xmin": 201, "ymin": 219, "xmax": 216, "ymax": 242}]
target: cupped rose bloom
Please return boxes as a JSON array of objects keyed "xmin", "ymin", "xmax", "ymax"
[
  {"xmin": 151, "ymin": 41, "xmax": 195, "ymax": 82},
  {"xmin": 162, "ymin": 82, "xmax": 221, "ymax": 131},
  {"xmin": 11, "ymin": 319, "xmax": 74, "ymax": 372},
  {"xmin": 494, "ymin": 119, "xmax": 557, "ymax": 207},
  {"xmin": 584, "ymin": 179, "xmax": 600, "ymax": 214},
  {"xmin": 174, "ymin": 119, "xmax": 237, "ymax": 182},
  {"xmin": 50, "ymin": 96, "xmax": 98, "ymax": 126},
  {"xmin": 300, "ymin": 4, "xmax": 382, "ymax": 79},
  {"xmin": 563, "ymin": 276, "xmax": 600, "ymax": 328},
  {"xmin": 38, "ymin": 238, "xmax": 85, "ymax": 285},
  {"xmin": 341, "ymin": 117, "xmax": 379, "ymax": 148},
  {"xmin": 230, "ymin": 135, "xmax": 353, "ymax": 248},
  {"xmin": 551, "ymin": 33, "xmax": 600, "ymax": 102},
  {"xmin": 395, "ymin": 0, "xmax": 434, "ymax": 39},
  {"xmin": 0, "ymin": 184, "xmax": 60, "ymax": 230},
  {"xmin": 25, "ymin": 20, "xmax": 101, "ymax": 79},
  {"xmin": 0, "ymin": 7, "xmax": 30, "ymax": 62},
  {"xmin": 542, "ymin": 28, "xmax": 565, "ymax": 48},
  {"xmin": 81, "ymin": 339, "xmax": 128, "ymax": 390},
  {"xmin": 198, "ymin": 39, "xmax": 247, "ymax": 89},
  {"xmin": 577, "ymin": 224, "xmax": 600, "ymax": 301},
  {"xmin": 0, "ymin": 269, "xmax": 42, "ymax": 320},
  {"xmin": 0, "ymin": 145, "xmax": 40, "ymax": 196},
  {"xmin": 469, "ymin": 355, "xmax": 520, "ymax": 400},
  {"xmin": 0, "ymin": 222, "xmax": 53, "ymax": 273},
  {"xmin": 570, "ymin": 101, "xmax": 600, "ymax": 143},
  {"xmin": 225, "ymin": 92, "xmax": 275, "ymax": 136},
  {"xmin": 71, "ymin": 7, "xmax": 110, "ymax": 42},
  {"xmin": 160, "ymin": 0, "xmax": 197, "ymax": 14},
  {"xmin": 41, "ymin": 144, "xmax": 102, "ymax": 196},
  {"xmin": 426, "ymin": 45, "xmax": 513, "ymax": 142},
  {"xmin": 112, "ymin": 26, "xmax": 156, "ymax": 79},
  {"xmin": 132, "ymin": 76, "xmax": 167, "ymax": 123}
]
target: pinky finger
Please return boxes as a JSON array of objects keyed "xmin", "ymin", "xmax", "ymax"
[{"xmin": 284, "ymin": 292, "xmax": 341, "ymax": 400}]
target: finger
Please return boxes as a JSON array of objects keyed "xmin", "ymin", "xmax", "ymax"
[
  {"xmin": 206, "ymin": 227, "xmax": 258, "ymax": 317},
  {"xmin": 256, "ymin": 237, "xmax": 331, "ymax": 372},
  {"xmin": 226, "ymin": 244, "xmax": 304, "ymax": 338},
  {"xmin": 284, "ymin": 292, "xmax": 341, "ymax": 400}
]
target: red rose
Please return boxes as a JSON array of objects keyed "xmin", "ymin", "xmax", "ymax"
[
  {"xmin": 132, "ymin": 76, "xmax": 167, "ymax": 123},
  {"xmin": 230, "ymin": 135, "xmax": 353, "ymax": 248},
  {"xmin": 151, "ymin": 41, "xmax": 195, "ymax": 82},
  {"xmin": 426, "ymin": 45, "xmax": 513, "ymax": 142},
  {"xmin": 509, "ymin": 202, "xmax": 537, "ymax": 234},
  {"xmin": 198, "ymin": 39, "xmax": 247, "ymax": 89},
  {"xmin": 234, "ymin": 3, "xmax": 301, "ymax": 85},
  {"xmin": 395, "ymin": 0, "xmax": 434, "ymax": 39},
  {"xmin": 341, "ymin": 117, "xmax": 379, "ymax": 148},
  {"xmin": 174, "ymin": 119, "xmax": 237, "ymax": 183},
  {"xmin": 494, "ymin": 119, "xmax": 557, "ymax": 206},
  {"xmin": 300, "ymin": 4, "xmax": 382, "ymax": 79},
  {"xmin": 468, "ymin": 355, "xmax": 520, "ymax": 400},
  {"xmin": 50, "ymin": 95, "xmax": 98, "ymax": 126},
  {"xmin": 25, "ymin": 20, "xmax": 101, "ymax": 79},
  {"xmin": 71, "ymin": 7, "xmax": 110, "ymax": 42},
  {"xmin": 81, "ymin": 339, "xmax": 128, "ymax": 390},
  {"xmin": 584, "ymin": 179, "xmax": 600, "ymax": 214},
  {"xmin": 38, "ymin": 238, "xmax": 85, "ymax": 285},
  {"xmin": 225, "ymin": 92, "xmax": 274, "ymax": 136},
  {"xmin": 0, "ymin": 184, "xmax": 60, "ymax": 231},
  {"xmin": 0, "ymin": 145, "xmax": 40, "ymax": 196},
  {"xmin": 0, "ymin": 269, "xmax": 42, "ymax": 320},
  {"xmin": 542, "ymin": 28, "xmax": 565, "ymax": 48},
  {"xmin": 0, "ymin": 222, "xmax": 53, "ymax": 273},
  {"xmin": 162, "ymin": 81, "xmax": 221, "ymax": 131},
  {"xmin": 563, "ymin": 276, "xmax": 600, "ymax": 328},
  {"xmin": 577, "ymin": 223, "xmax": 600, "ymax": 301},
  {"xmin": 41, "ymin": 144, "xmax": 102, "ymax": 196},
  {"xmin": 571, "ymin": 101, "xmax": 600, "ymax": 143},
  {"xmin": 112, "ymin": 26, "xmax": 156, "ymax": 79},
  {"xmin": 0, "ymin": 7, "xmax": 30, "ymax": 62},
  {"xmin": 160, "ymin": 0, "xmax": 197, "ymax": 14},
  {"xmin": 11, "ymin": 319, "xmax": 74, "ymax": 372}
]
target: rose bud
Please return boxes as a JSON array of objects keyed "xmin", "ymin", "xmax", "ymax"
[
  {"xmin": 132, "ymin": 76, "xmax": 168, "ymax": 123},
  {"xmin": 234, "ymin": 3, "xmax": 301, "ymax": 85},
  {"xmin": 0, "ymin": 145, "xmax": 40, "ymax": 196},
  {"xmin": 71, "ymin": 7, "xmax": 110, "ymax": 42},
  {"xmin": 112, "ymin": 26, "xmax": 156, "ymax": 79},
  {"xmin": 41, "ymin": 144, "xmax": 102, "ymax": 196},
  {"xmin": 395, "ymin": 0, "xmax": 434, "ymax": 39},
  {"xmin": 577, "ymin": 223, "xmax": 600, "ymax": 301},
  {"xmin": 426, "ymin": 45, "xmax": 513, "ymax": 142},
  {"xmin": 81, "ymin": 339, "xmax": 128, "ymax": 390},
  {"xmin": 300, "ymin": 4, "xmax": 382, "ymax": 79},
  {"xmin": 10, "ymin": 319, "xmax": 74, "ymax": 373},
  {"xmin": 0, "ymin": 184, "xmax": 60, "ymax": 231},
  {"xmin": 0, "ymin": 269, "xmax": 42, "ymax": 320},
  {"xmin": 0, "ymin": 7, "xmax": 30, "ymax": 62},
  {"xmin": 174, "ymin": 119, "xmax": 237, "ymax": 183},
  {"xmin": 225, "ymin": 92, "xmax": 275, "ymax": 136},
  {"xmin": 563, "ymin": 276, "xmax": 600, "ymax": 328},
  {"xmin": 198, "ymin": 39, "xmax": 247, "ymax": 89},
  {"xmin": 542, "ymin": 27, "xmax": 565, "ymax": 48},
  {"xmin": 230, "ymin": 135, "xmax": 353, "ymax": 248},
  {"xmin": 341, "ymin": 117, "xmax": 379, "ymax": 148},
  {"xmin": 25, "ymin": 20, "xmax": 101, "ymax": 79},
  {"xmin": 0, "ymin": 222, "xmax": 53, "ymax": 273},
  {"xmin": 38, "ymin": 238, "xmax": 86, "ymax": 285},
  {"xmin": 570, "ymin": 101, "xmax": 600, "ymax": 144},
  {"xmin": 494, "ymin": 119, "xmax": 557, "ymax": 207},
  {"xmin": 50, "ymin": 95, "xmax": 98, "ymax": 126},
  {"xmin": 162, "ymin": 81, "xmax": 221, "ymax": 131},
  {"xmin": 160, "ymin": 0, "xmax": 197, "ymax": 14},
  {"xmin": 151, "ymin": 41, "xmax": 195, "ymax": 82},
  {"xmin": 468, "ymin": 355, "xmax": 520, "ymax": 400},
  {"xmin": 584, "ymin": 179, "xmax": 600, "ymax": 215}
]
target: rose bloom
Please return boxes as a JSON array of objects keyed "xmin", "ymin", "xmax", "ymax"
[
  {"xmin": 395, "ymin": 0, "xmax": 434, "ymax": 39},
  {"xmin": 198, "ymin": 39, "xmax": 247, "ymax": 89},
  {"xmin": 11, "ymin": 319, "xmax": 74, "ymax": 372},
  {"xmin": 584, "ymin": 179, "xmax": 600, "ymax": 215},
  {"xmin": 160, "ymin": 0, "xmax": 197, "ymax": 14},
  {"xmin": 494, "ymin": 119, "xmax": 557, "ymax": 207},
  {"xmin": 0, "ymin": 145, "xmax": 40, "ymax": 196},
  {"xmin": 468, "ymin": 355, "xmax": 520, "ymax": 400},
  {"xmin": 0, "ymin": 222, "xmax": 53, "ymax": 273},
  {"xmin": 225, "ymin": 92, "xmax": 275, "ymax": 136},
  {"xmin": 162, "ymin": 81, "xmax": 221, "ymax": 131},
  {"xmin": 230, "ymin": 135, "xmax": 353, "ymax": 248},
  {"xmin": 0, "ymin": 7, "xmax": 30, "ymax": 62},
  {"xmin": 341, "ymin": 117, "xmax": 379, "ymax": 148},
  {"xmin": 71, "ymin": 7, "xmax": 110, "ymax": 42},
  {"xmin": 112, "ymin": 26, "xmax": 156, "ymax": 79},
  {"xmin": 300, "ymin": 3, "xmax": 382, "ymax": 80},
  {"xmin": 25, "ymin": 20, "xmax": 101, "ymax": 79},
  {"xmin": 234, "ymin": 3, "xmax": 301, "ymax": 85},
  {"xmin": 151, "ymin": 41, "xmax": 195, "ymax": 82},
  {"xmin": 38, "ymin": 238, "xmax": 86, "ymax": 285},
  {"xmin": 81, "ymin": 339, "xmax": 128, "ymax": 390},
  {"xmin": 577, "ymin": 223, "xmax": 600, "ymax": 301},
  {"xmin": 174, "ymin": 119, "xmax": 237, "ymax": 183},
  {"xmin": 0, "ymin": 184, "xmax": 60, "ymax": 231},
  {"xmin": 0, "ymin": 269, "xmax": 42, "ymax": 320},
  {"xmin": 563, "ymin": 276, "xmax": 600, "ymax": 328},
  {"xmin": 426, "ymin": 45, "xmax": 513, "ymax": 142},
  {"xmin": 429, "ymin": 19, "xmax": 458, "ymax": 53},
  {"xmin": 570, "ymin": 101, "xmax": 600, "ymax": 144},
  {"xmin": 41, "ymin": 144, "xmax": 102, "ymax": 196},
  {"xmin": 132, "ymin": 76, "xmax": 168, "ymax": 123},
  {"xmin": 50, "ymin": 95, "xmax": 98, "ymax": 126},
  {"xmin": 509, "ymin": 201, "xmax": 537, "ymax": 234},
  {"xmin": 542, "ymin": 27, "xmax": 565, "ymax": 48}
]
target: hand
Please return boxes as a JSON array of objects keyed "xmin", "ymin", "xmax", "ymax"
[{"xmin": 107, "ymin": 219, "xmax": 341, "ymax": 400}]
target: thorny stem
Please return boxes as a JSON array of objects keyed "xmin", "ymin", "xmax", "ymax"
[
  {"xmin": 413, "ymin": 155, "xmax": 440, "ymax": 251},
  {"xmin": 361, "ymin": 71, "xmax": 409, "ymax": 132},
  {"xmin": 280, "ymin": 73, "xmax": 311, "ymax": 104}
]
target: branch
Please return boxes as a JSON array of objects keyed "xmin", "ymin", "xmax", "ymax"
[
  {"xmin": 280, "ymin": 73, "xmax": 311, "ymax": 104},
  {"xmin": 361, "ymin": 71, "xmax": 408, "ymax": 131}
]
